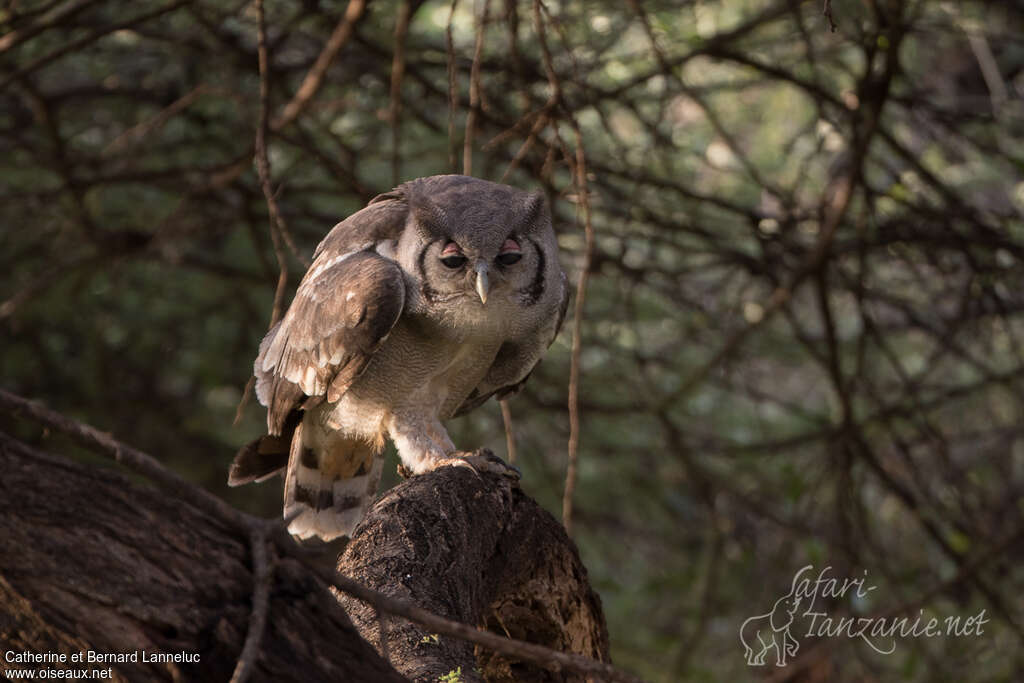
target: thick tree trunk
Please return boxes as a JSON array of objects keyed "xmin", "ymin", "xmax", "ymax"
[
  {"xmin": 338, "ymin": 467, "xmax": 610, "ymax": 682},
  {"xmin": 0, "ymin": 430, "xmax": 609, "ymax": 683},
  {"xmin": 0, "ymin": 433, "xmax": 403, "ymax": 683}
]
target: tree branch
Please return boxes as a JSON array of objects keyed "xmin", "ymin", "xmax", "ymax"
[{"xmin": 0, "ymin": 389, "xmax": 645, "ymax": 683}]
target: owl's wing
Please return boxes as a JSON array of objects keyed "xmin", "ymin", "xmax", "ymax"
[
  {"xmin": 254, "ymin": 196, "xmax": 409, "ymax": 435},
  {"xmin": 453, "ymin": 271, "xmax": 569, "ymax": 417}
]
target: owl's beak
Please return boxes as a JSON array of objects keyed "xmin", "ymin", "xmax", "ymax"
[{"xmin": 474, "ymin": 262, "xmax": 490, "ymax": 304}]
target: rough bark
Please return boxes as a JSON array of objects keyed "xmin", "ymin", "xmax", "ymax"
[
  {"xmin": 338, "ymin": 467, "xmax": 610, "ymax": 682},
  {"xmin": 0, "ymin": 434, "xmax": 403, "ymax": 683},
  {"xmin": 0, "ymin": 431, "xmax": 609, "ymax": 683}
]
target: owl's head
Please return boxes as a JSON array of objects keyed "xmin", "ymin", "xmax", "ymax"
[{"xmin": 393, "ymin": 176, "xmax": 561, "ymax": 335}]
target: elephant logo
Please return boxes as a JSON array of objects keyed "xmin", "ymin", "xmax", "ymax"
[{"xmin": 739, "ymin": 591, "xmax": 802, "ymax": 666}]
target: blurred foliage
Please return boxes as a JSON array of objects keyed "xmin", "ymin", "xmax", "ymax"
[{"xmin": 3, "ymin": 0, "xmax": 1024, "ymax": 680}]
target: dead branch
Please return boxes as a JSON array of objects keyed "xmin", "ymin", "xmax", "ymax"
[
  {"xmin": 0, "ymin": 431, "xmax": 403, "ymax": 683},
  {"xmin": 337, "ymin": 466, "xmax": 611, "ymax": 682},
  {"xmin": 0, "ymin": 389, "xmax": 643, "ymax": 683}
]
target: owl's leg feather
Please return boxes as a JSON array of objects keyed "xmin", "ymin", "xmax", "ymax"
[
  {"xmin": 423, "ymin": 420, "xmax": 457, "ymax": 454},
  {"xmin": 387, "ymin": 412, "xmax": 454, "ymax": 475},
  {"xmin": 388, "ymin": 413, "xmax": 518, "ymax": 481}
]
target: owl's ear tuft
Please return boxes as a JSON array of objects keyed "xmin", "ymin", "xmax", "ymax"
[
  {"xmin": 368, "ymin": 188, "xmax": 405, "ymax": 205},
  {"xmin": 518, "ymin": 191, "xmax": 549, "ymax": 233},
  {"xmin": 409, "ymin": 201, "xmax": 448, "ymax": 240}
]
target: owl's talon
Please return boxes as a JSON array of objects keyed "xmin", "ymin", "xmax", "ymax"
[
  {"xmin": 444, "ymin": 457, "xmax": 484, "ymax": 480},
  {"xmin": 438, "ymin": 448, "xmax": 521, "ymax": 481},
  {"xmin": 396, "ymin": 463, "xmax": 414, "ymax": 479}
]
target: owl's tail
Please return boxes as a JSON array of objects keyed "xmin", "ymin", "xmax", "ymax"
[{"xmin": 282, "ymin": 420, "xmax": 385, "ymax": 542}]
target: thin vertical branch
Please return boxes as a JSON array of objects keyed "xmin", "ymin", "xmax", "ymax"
[
  {"xmin": 499, "ymin": 398, "xmax": 517, "ymax": 463},
  {"xmin": 229, "ymin": 529, "xmax": 274, "ymax": 683},
  {"xmin": 233, "ymin": 376, "xmax": 256, "ymax": 427},
  {"xmin": 823, "ymin": 0, "xmax": 838, "ymax": 32},
  {"xmin": 963, "ymin": 20, "xmax": 1008, "ymax": 114},
  {"xmin": 531, "ymin": 0, "xmax": 593, "ymax": 535},
  {"xmin": 446, "ymin": 0, "xmax": 460, "ymax": 173},
  {"xmin": 254, "ymin": 0, "xmax": 293, "ymax": 327},
  {"xmin": 462, "ymin": 0, "xmax": 490, "ymax": 175},
  {"xmin": 561, "ymin": 126, "xmax": 594, "ymax": 536},
  {"xmin": 389, "ymin": 0, "xmax": 414, "ymax": 186}
]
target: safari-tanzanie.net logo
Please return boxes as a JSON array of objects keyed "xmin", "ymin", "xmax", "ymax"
[{"xmin": 739, "ymin": 565, "xmax": 988, "ymax": 667}]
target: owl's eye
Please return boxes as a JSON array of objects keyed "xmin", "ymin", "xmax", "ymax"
[
  {"xmin": 440, "ymin": 243, "xmax": 467, "ymax": 269},
  {"xmin": 496, "ymin": 237, "xmax": 522, "ymax": 266},
  {"xmin": 440, "ymin": 254, "xmax": 467, "ymax": 269},
  {"xmin": 496, "ymin": 252, "xmax": 522, "ymax": 266}
]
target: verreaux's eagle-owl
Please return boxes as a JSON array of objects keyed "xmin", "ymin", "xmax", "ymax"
[{"xmin": 230, "ymin": 175, "xmax": 568, "ymax": 541}]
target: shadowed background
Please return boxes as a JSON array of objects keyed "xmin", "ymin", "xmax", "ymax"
[{"xmin": 2, "ymin": 1, "xmax": 1023, "ymax": 680}]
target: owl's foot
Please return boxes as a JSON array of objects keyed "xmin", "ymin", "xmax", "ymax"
[{"xmin": 436, "ymin": 448, "xmax": 521, "ymax": 481}]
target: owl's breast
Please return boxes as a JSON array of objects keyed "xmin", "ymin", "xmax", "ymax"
[
  {"xmin": 430, "ymin": 339, "xmax": 503, "ymax": 418},
  {"xmin": 330, "ymin": 316, "xmax": 501, "ymax": 425}
]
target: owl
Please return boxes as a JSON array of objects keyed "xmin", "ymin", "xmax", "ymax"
[{"xmin": 229, "ymin": 175, "xmax": 568, "ymax": 541}]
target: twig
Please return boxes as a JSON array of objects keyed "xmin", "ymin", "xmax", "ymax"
[
  {"xmin": 102, "ymin": 84, "xmax": 212, "ymax": 157},
  {"xmin": 0, "ymin": 0, "xmax": 192, "ymax": 93},
  {"xmin": 654, "ymin": 17, "xmax": 902, "ymax": 413},
  {"xmin": 561, "ymin": 125, "xmax": 594, "ymax": 536},
  {"xmin": 255, "ymin": 0, "xmax": 300, "ymax": 327},
  {"xmin": 763, "ymin": 526, "xmax": 1024, "ymax": 683},
  {"xmin": 499, "ymin": 398, "xmax": 517, "ymax": 463},
  {"xmin": 462, "ymin": 0, "xmax": 491, "ymax": 175},
  {"xmin": 0, "ymin": 388, "xmax": 260, "ymax": 534},
  {"xmin": 229, "ymin": 529, "xmax": 275, "ymax": 683},
  {"xmin": 0, "ymin": 0, "xmax": 104, "ymax": 53},
  {"xmin": 320, "ymin": 562, "xmax": 644, "ymax": 683},
  {"xmin": 233, "ymin": 376, "xmax": 256, "ymax": 427},
  {"xmin": 963, "ymin": 21, "xmax": 1008, "ymax": 114},
  {"xmin": 823, "ymin": 0, "xmax": 837, "ymax": 32},
  {"xmin": 498, "ymin": 107, "xmax": 551, "ymax": 182},
  {"xmin": 272, "ymin": 0, "xmax": 367, "ymax": 131},
  {"xmin": 389, "ymin": 0, "xmax": 415, "ymax": 186},
  {"xmin": 445, "ymin": 0, "xmax": 460, "ymax": 173},
  {"xmin": 532, "ymin": 1, "xmax": 561, "ymax": 102},
  {"xmin": 531, "ymin": 0, "xmax": 593, "ymax": 536}
]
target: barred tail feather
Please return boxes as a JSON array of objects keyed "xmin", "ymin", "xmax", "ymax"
[{"xmin": 283, "ymin": 421, "xmax": 384, "ymax": 542}]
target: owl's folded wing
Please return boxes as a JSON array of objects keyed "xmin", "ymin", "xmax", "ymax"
[{"xmin": 254, "ymin": 250, "xmax": 406, "ymax": 435}]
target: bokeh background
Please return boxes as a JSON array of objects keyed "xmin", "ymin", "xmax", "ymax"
[{"xmin": 3, "ymin": 1, "xmax": 1024, "ymax": 680}]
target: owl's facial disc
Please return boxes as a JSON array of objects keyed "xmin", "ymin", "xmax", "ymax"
[{"xmin": 434, "ymin": 237, "xmax": 528, "ymax": 306}]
